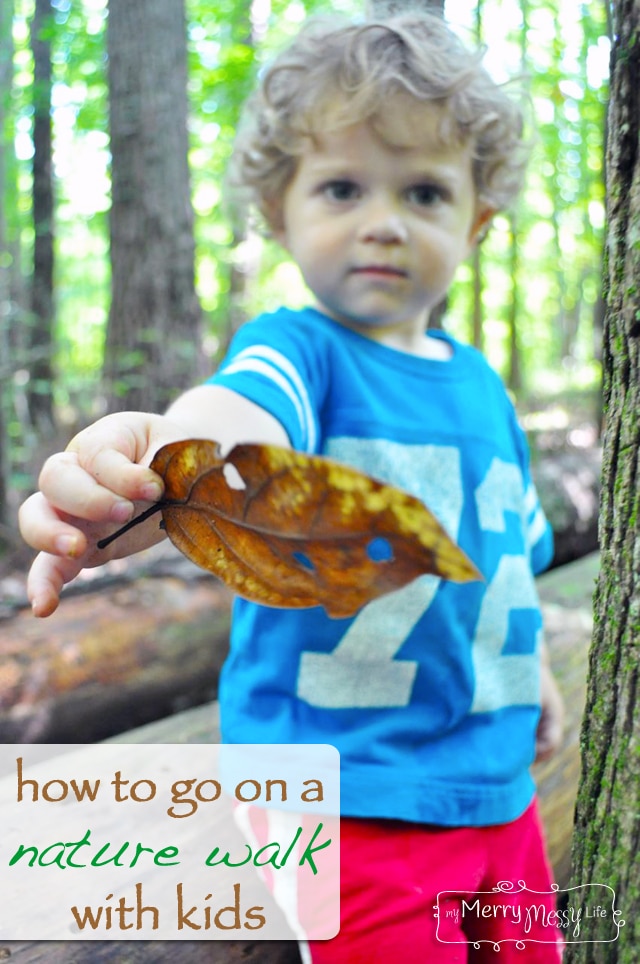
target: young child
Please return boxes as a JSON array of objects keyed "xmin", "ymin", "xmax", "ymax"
[{"xmin": 20, "ymin": 13, "xmax": 564, "ymax": 962}]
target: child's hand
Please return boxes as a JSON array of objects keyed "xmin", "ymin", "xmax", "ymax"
[
  {"xmin": 19, "ymin": 386, "xmax": 290, "ymax": 617},
  {"xmin": 18, "ymin": 412, "xmax": 187, "ymax": 617},
  {"xmin": 535, "ymin": 657, "xmax": 565, "ymax": 763}
]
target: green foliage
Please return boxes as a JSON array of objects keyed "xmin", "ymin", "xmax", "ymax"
[
  {"xmin": 2, "ymin": 0, "xmax": 610, "ymax": 466},
  {"xmin": 444, "ymin": 0, "xmax": 609, "ymax": 393}
]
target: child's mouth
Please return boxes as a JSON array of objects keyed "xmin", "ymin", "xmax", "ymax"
[{"xmin": 350, "ymin": 265, "xmax": 408, "ymax": 278}]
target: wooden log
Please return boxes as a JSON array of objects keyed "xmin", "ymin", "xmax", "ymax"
[{"xmin": 0, "ymin": 573, "xmax": 232, "ymax": 742}]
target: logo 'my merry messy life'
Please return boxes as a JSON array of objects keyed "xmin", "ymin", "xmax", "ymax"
[{"xmin": 435, "ymin": 880, "xmax": 624, "ymax": 947}]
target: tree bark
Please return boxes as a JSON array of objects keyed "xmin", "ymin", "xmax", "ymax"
[
  {"xmin": 28, "ymin": 0, "xmax": 55, "ymax": 432},
  {"xmin": 566, "ymin": 2, "xmax": 640, "ymax": 959},
  {"xmin": 105, "ymin": 0, "xmax": 202, "ymax": 413}
]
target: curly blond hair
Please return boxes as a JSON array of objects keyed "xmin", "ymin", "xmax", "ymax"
[{"xmin": 228, "ymin": 13, "xmax": 529, "ymax": 230}]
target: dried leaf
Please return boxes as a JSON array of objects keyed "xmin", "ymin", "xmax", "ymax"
[{"xmin": 102, "ymin": 439, "xmax": 481, "ymax": 618}]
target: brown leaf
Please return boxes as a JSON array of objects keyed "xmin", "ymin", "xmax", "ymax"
[
  {"xmin": 155, "ymin": 438, "xmax": 483, "ymax": 617},
  {"xmin": 100, "ymin": 440, "xmax": 481, "ymax": 617}
]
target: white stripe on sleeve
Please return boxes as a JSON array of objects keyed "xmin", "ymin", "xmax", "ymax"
[{"xmin": 221, "ymin": 345, "xmax": 317, "ymax": 451}]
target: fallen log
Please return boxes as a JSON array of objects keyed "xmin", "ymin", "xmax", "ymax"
[{"xmin": 0, "ymin": 564, "xmax": 232, "ymax": 742}]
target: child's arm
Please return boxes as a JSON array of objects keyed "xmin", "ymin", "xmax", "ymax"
[{"xmin": 19, "ymin": 385, "xmax": 289, "ymax": 617}]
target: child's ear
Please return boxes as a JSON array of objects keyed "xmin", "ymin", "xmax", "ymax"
[
  {"xmin": 469, "ymin": 205, "xmax": 496, "ymax": 245},
  {"xmin": 263, "ymin": 200, "xmax": 287, "ymax": 245}
]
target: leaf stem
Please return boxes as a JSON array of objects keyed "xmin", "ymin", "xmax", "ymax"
[{"xmin": 97, "ymin": 502, "xmax": 165, "ymax": 550}]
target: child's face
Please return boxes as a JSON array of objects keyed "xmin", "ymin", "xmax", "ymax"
[{"xmin": 273, "ymin": 103, "xmax": 493, "ymax": 352}]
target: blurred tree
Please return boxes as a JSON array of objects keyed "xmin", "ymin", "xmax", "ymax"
[
  {"xmin": 0, "ymin": 0, "xmax": 14, "ymax": 527},
  {"xmin": 369, "ymin": 0, "xmax": 444, "ymax": 13},
  {"xmin": 504, "ymin": 0, "xmax": 526, "ymax": 393},
  {"xmin": 221, "ymin": 0, "xmax": 259, "ymax": 349},
  {"xmin": 567, "ymin": 1, "xmax": 640, "ymax": 959},
  {"xmin": 105, "ymin": 0, "xmax": 202, "ymax": 412},
  {"xmin": 28, "ymin": 0, "xmax": 55, "ymax": 432}
]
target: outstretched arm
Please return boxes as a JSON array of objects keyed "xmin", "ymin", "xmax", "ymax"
[{"xmin": 19, "ymin": 385, "xmax": 289, "ymax": 617}]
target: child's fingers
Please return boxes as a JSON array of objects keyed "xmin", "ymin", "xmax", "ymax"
[
  {"xmin": 39, "ymin": 450, "xmax": 162, "ymax": 524},
  {"xmin": 38, "ymin": 452, "xmax": 135, "ymax": 525},
  {"xmin": 67, "ymin": 433, "xmax": 165, "ymax": 504},
  {"xmin": 27, "ymin": 550, "xmax": 85, "ymax": 618},
  {"xmin": 20, "ymin": 414, "xmax": 180, "ymax": 618},
  {"xmin": 18, "ymin": 491, "xmax": 90, "ymax": 558}
]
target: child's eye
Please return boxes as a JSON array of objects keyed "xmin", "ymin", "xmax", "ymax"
[
  {"xmin": 405, "ymin": 183, "xmax": 448, "ymax": 207},
  {"xmin": 321, "ymin": 180, "xmax": 361, "ymax": 202}
]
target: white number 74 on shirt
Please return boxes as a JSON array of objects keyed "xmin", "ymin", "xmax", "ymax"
[{"xmin": 297, "ymin": 442, "xmax": 541, "ymax": 713}]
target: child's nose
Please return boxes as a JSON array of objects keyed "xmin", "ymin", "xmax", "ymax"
[{"xmin": 358, "ymin": 201, "xmax": 408, "ymax": 244}]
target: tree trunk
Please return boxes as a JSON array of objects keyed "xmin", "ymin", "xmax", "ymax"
[
  {"xmin": 105, "ymin": 0, "xmax": 202, "ymax": 413},
  {"xmin": 1, "ymin": 6, "xmax": 31, "ymax": 527},
  {"xmin": 368, "ymin": 0, "xmax": 444, "ymax": 14},
  {"xmin": 0, "ymin": 0, "xmax": 14, "ymax": 528},
  {"xmin": 506, "ymin": 213, "xmax": 522, "ymax": 392},
  {"xmin": 28, "ymin": 0, "xmax": 55, "ymax": 432},
  {"xmin": 566, "ymin": 2, "xmax": 640, "ymax": 960},
  {"xmin": 223, "ymin": 0, "xmax": 261, "ymax": 352}
]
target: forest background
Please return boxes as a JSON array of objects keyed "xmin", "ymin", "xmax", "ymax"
[{"xmin": 0, "ymin": 0, "xmax": 611, "ymax": 542}]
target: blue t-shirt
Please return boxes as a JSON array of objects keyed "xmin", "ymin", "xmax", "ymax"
[{"xmin": 208, "ymin": 306, "xmax": 554, "ymax": 827}]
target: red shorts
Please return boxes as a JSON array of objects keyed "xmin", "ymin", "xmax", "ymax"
[{"xmin": 304, "ymin": 798, "xmax": 563, "ymax": 964}]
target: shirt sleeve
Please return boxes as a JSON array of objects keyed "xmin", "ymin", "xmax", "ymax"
[{"xmin": 207, "ymin": 311, "xmax": 326, "ymax": 453}]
